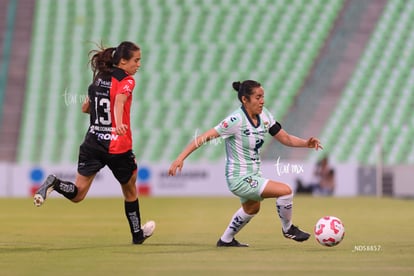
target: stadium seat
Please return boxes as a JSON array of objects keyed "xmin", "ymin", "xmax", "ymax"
[
  {"xmin": 18, "ymin": 0, "xmax": 345, "ymax": 164},
  {"xmin": 310, "ymin": 0, "xmax": 414, "ymax": 165}
]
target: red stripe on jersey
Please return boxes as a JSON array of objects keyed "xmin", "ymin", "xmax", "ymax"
[{"xmin": 108, "ymin": 74, "xmax": 135, "ymax": 154}]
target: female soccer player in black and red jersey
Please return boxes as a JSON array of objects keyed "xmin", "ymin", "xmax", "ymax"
[{"xmin": 34, "ymin": 41, "xmax": 155, "ymax": 245}]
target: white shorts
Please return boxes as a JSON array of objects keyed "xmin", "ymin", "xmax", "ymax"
[{"xmin": 227, "ymin": 174, "xmax": 269, "ymax": 203}]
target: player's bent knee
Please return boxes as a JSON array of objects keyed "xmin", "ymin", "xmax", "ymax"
[
  {"xmin": 244, "ymin": 208, "xmax": 259, "ymax": 215},
  {"xmin": 277, "ymin": 190, "xmax": 293, "ymax": 205},
  {"xmin": 242, "ymin": 201, "xmax": 260, "ymax": 215},
  {"xmin": 262, "ymin": 180, "xmax": 294, "ymax": 198},
  {"xmin": 284, "ymin": 185, "xmax": 293, "ymax": 196},
  {"xmin": 246, "ymin": 206, "xmax": 260, "ymax": 215}
]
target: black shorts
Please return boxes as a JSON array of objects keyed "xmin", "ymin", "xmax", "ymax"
[{"xmin": 77, "ymin": 143, "xmax": 137, "ymax": 184}]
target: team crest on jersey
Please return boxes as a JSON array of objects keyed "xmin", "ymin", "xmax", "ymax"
[
  {"xmin": 243, "ymin": 176, "xmax": 258, "ymax": 188},
  {"xmin": 221, "ymin": 120, "xmax": 229, "ymax": 128}
]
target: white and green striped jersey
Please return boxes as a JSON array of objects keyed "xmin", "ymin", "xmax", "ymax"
[{"xmin": 214, "ymin": 106, "xmax": 277, "ymax": 179}]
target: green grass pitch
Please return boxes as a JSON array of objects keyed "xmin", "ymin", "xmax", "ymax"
[{"xmin": 0, "ymin": 196, "xmax": 413, "ymax": 275}]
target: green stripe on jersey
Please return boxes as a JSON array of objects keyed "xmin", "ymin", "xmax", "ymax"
[{"xmin": 214, "ymin": 106, "xmax": 276, "ymax": 180}]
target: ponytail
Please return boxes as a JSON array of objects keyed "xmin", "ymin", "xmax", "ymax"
[
  {"xmin": 88, "ymin": 41, "xmax": 140, "ymax": 81},
  {"xmin": 89, "ymin": 45, "xmax": 116, "ymax": 81}
]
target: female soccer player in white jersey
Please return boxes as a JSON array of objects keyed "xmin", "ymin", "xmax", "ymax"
[{"xmin": 169, "ymin": 80, "xmax": 322, "ymax": 247}]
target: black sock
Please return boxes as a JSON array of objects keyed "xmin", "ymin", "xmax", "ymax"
[
  {"xmin": 125, "ymin": 199, "xmax": 143, "ymax": 242},
  {"xmin": 54, "ymin": 180, "xmax": 78, "ymax": 200}
]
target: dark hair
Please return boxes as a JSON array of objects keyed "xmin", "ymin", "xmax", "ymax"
[
  {"xmin": 232, "ymin": 80, "xmax": 261, "ymax": 103},
  {"xmin": 89, "ymin": 41, "xmax": 140, "ymax": 80}
]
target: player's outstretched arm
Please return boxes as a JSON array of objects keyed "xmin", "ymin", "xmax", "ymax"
[
  {"xmin": 81, "ymin": 96, "xmax": 90, "ymax": 113},
  {"xmin": 274, "ymin": 129, "xmax": 323, "ymax": 150},
  {"xmin": 168, "ymin": 128, "xmax": 220, "ymax": 176}
]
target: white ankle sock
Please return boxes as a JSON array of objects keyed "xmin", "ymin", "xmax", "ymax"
[
  {"xmin": 276, "ymin": 193, "xmax": 293, "ymax": 232},
  {"xmin": 220, "ymin": 207, "xmax": 255, "ymax": 243}
]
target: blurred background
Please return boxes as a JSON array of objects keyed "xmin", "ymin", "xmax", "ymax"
[{"xmin": 0, "ymin": 0, "xmax": 413, "ymax": 198}]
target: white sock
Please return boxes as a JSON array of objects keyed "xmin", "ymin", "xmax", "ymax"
[
  {"xmin": 276, "ymin": 193, "xmax": 293, "ymax": 232},
  {"xmin": 220, "ymin": 207, "xmax": 255, "ymax": 243}
]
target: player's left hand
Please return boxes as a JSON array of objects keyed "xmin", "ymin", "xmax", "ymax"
[
  {"xmin": 307, "ymin": 137, "xmax": 323, "ymax": 150},
  {"xmin": 115, "ymin": 124, "xmax": 128, "ymax": 135}
]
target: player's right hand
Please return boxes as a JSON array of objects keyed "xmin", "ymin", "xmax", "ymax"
[{"xmin": 168, "ymin": 159, "xmax": 183, "ymax": 176}]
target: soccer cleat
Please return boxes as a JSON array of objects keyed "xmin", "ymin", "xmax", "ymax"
[
  {"xmin": 216, "ymin": 238, "xmax": 249, "ymax": 247},
  {"xmin": 33, "ymin": 174, "xmax": 59, "ymax": 207},
  {"xmin": 133, "ymin": 220, "xmax": 156, "ymax": 244},
  {"xmin": 282, "ymin": 224, "xmax": 310, "ymax": 242}
]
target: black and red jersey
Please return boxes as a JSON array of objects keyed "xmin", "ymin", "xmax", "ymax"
[{"xmin": 83, "ymin": 67, "xmax": 135, "ymax": 154}]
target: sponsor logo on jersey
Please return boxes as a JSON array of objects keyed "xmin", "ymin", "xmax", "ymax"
[
  {"xmin": 95, "ymin": 78, "xmax": 111, "ymax": 88},
  {"xmin": 243, "ymin": 128, "xmax": 267, "ymax": 136},
  {"xmin": 88, "ymin": 126, "xmax": 119, "ymax": 140},
  {"xmin": 89, "ymin": 125, "xmax": 116, "ymax": 132},
  {"xmin": 96, "ymin": 133, "xmax": 119, "ymax": 141},
  {"xmin": 122, "ymin": 84, "xmax": 132, "ymax": 93}
]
